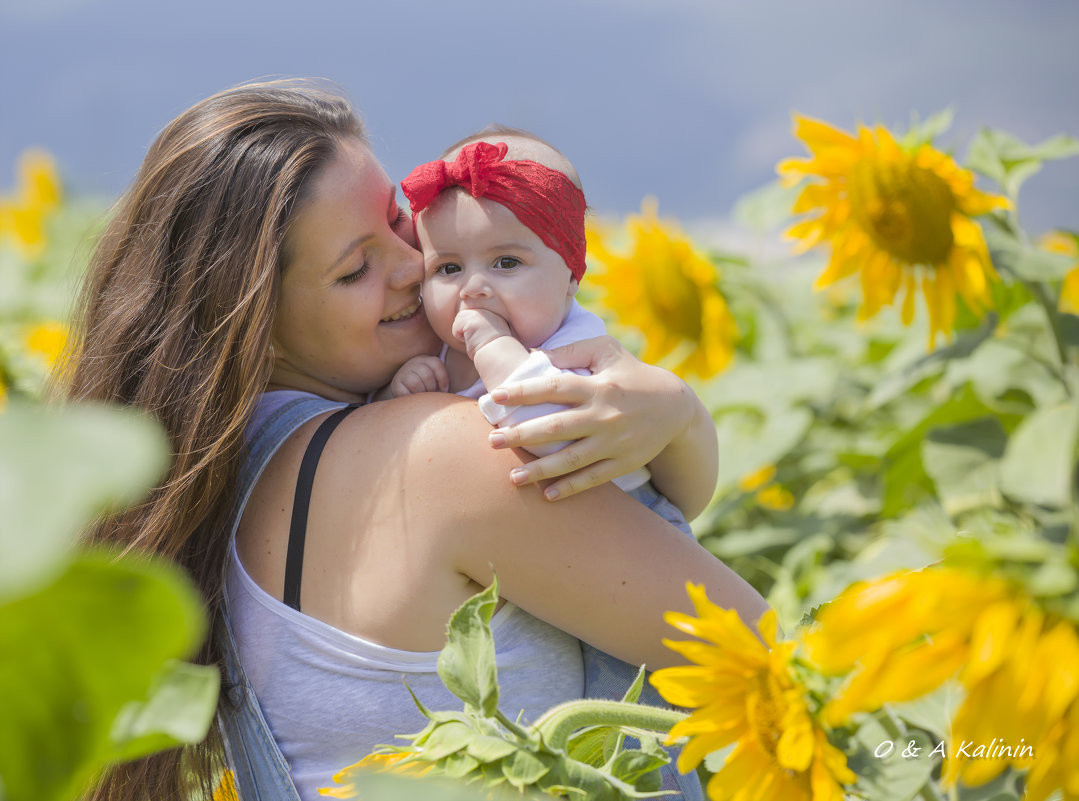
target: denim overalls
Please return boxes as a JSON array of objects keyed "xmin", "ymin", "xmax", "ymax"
[{"xmin": 216, "ymin": 393, "xmax": 703, "ymax": 801}]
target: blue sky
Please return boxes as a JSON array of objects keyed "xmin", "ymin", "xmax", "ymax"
[{"xmin": 1, "ymin": 0, "xmax": 1076, "ymax": 236}]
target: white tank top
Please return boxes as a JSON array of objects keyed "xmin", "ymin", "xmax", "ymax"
[{"xmin": 226, "ymin": 544, "xmax": 584, "ymax": 799}]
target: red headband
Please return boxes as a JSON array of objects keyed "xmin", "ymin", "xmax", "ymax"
[{"xmin": 401, "ymin": 141, "xmax": 587, "ymax": 282}]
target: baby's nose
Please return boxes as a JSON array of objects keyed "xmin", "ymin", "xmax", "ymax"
[{"xmin": 460, "ymin": 273, "xmax": 491, "ymax": 298}]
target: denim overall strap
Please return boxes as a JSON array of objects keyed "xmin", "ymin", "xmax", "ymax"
[{"xmin": 216, "ymin": 395, "xmax": 348, "ymax": 800}]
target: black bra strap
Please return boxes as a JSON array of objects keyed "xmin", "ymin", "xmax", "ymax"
[{"xmin": 283, "ymin": 404, "xmax": 360, "ymax": 611}]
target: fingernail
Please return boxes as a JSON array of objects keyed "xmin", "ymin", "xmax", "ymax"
[
  {"xmin": 489, "ymin": 431, "xmax": 506, "ymax": 448},
  {"xmin": 544, "ymin": 486, "xmax": 560, "ymax": 501},
  {"xmin": 490, "ymin": 388, "xmax": 508, "ymax": 403},
  {"xmin": 510, "ymin": 468, "xmax": 528, "ymax": 485}
]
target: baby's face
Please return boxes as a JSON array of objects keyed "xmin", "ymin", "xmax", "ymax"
[{"xmin": 416, "ymin": 189, "xmax": 578, "ymax": 350}]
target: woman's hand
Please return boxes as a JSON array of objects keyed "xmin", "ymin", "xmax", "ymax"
[{"xmin": 486, "ymin": 336, "xmax": 715, "ymax": 509}]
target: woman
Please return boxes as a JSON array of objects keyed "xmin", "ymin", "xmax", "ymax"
[{"xmin": 66, "ymin": 80, "xmax": 768, "ymax": 800}]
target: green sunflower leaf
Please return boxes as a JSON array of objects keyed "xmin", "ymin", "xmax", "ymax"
[
  {"xmin": 966, "ymin": 129, "xmax": 1079, "ymax": 200},
  {"xmin": 921, "ymin": 417, "xmax": 1007, "ymax": 516},
  {"xmin": 0, "ymin": 551, "xmax": 211, "ymax": 801},
  {"xmin": 999, "ymin": 402, "xmax": 1079, "ymax": 508},
  {"xmin": 501, "ymin": 749, "xmax": 550, "ymax": 789},
  {"xmin": 438, "ymin": 577, "xmax": 500, "ymax": 716},
  {"xmin": 108, "ymin": 660, "xmax": 220, "ymax": 762},
  {"xmin": 901, "ymin": 107, "xmax": 954, "ymax": 149},
  {"xmin": 985, "ymin": 227, "xmax": 1077, "ymax": 282},
  {"xmin": 0, "ymin": 401, "xmax": 170, "ymax": 602}
]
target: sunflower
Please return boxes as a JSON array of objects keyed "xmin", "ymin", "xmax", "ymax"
[
  {"xmin": 211, "ymin": 770, "xmax": 238, "ymax": 801},
  {"xmin": 651, "ymin": 583, "xmax": 855, "ymax": 801},
  {"xmin": 321, "ymin": 751, "xmax": 431, "ymax": 798},
  {"xmin": 586, "ymin": 198, "xmax": 737, "ymax": 380},
  {"xmin": 1041, "ymin": 230, "xmax": 1079, "ymax": 314},
  {"xmin": 805, "ymin": 568, "xmax": 1007, "ymax": 724},
  {"xmin": 24, "ymin": 320, "xmax": 68, "ymax": 368},
  {"xmin": 778, "ymin": 116, "xmax": 1008, "ymax": 346},
  {"xmin": 806, "ymin": 567, "xmax": 1079, "ymax": 794},
  {"xmin": 1024, "ymin": 692, "xmax": 1079, "ymax": 801},
  {"xmin": 738, "ymin": 464, "xmax": 777, "ymax": 493},
  {"xmin": 0, "ymin": 149, "xmax": 62, "ymax": 260}
]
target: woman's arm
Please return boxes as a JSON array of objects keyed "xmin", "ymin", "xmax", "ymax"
[
  {"xmin": 400, "ymin": 397, "xmax": 766, "ymax": 669},
  {"xmin": 484, "ymin": 336, "xmax": 719, "ymax": 518}
]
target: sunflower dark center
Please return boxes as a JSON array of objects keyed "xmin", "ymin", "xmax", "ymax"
[
  {"xmin": 849, "ymin": 158, "xmax": 956, "ymax": 266},
  {"xmin": 642, "ymin": 237, "xmax": 704, "ymax": 341}
]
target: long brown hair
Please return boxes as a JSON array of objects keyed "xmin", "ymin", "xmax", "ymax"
[{"xmin": 62, "ymin": 79, "xmax": 365, "ymax": 800}]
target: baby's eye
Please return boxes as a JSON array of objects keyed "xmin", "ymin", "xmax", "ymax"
[
  {"xmin": 435, "ymin": 263, "xmax": 462, "ymax": 276},
  {"xmin": 494, "ymin": 257, "xmax": 521, "ymax": 270}
]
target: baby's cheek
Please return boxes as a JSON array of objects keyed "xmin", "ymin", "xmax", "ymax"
[{"xmin": 421, "ymin": 288, "xmax": 456, "ymax": 336}]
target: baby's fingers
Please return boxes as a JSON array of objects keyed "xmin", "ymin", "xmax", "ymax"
[{"xmin": 401, "ymin": 364, "xmax": 448, "ymax": 394}]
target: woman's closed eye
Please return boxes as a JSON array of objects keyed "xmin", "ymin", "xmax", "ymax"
[
  {"xmin": 494, "ymin": 256, "xmax": 522, "ymax": 271},
  {"xmin": 338, "ymin": 263, "xmax": 371, "ymax": 285},
  {"xmin": 391, "ymin": 206, "xmax": 409, "ymax": 232}
]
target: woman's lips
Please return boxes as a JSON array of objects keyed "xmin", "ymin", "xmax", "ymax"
[{"xmin": 381, "ymin": 297, "xmax": 422, "ymax": 323}]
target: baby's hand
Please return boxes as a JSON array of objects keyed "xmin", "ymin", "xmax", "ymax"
[
  {"xmin": 389, "ymin": 355, "xmax": 449, "ymax": 396},
  {"xmin": 452, "ymin": 308, "xmax": 513, "ymax": 360}
]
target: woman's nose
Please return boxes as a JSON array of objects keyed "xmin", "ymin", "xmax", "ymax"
[{"xmin": 387, "ymin": 238, "xmax": 424, "ymax": 290}]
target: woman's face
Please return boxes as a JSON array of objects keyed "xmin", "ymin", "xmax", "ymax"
[{"xmin": 271, "ymin": 138, "xmax": 441, "ymax": 401}]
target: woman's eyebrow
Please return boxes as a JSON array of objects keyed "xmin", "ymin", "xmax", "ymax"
[{"xmin": 323, "ymin": 233, "xmax": 374, "ymax": 278}]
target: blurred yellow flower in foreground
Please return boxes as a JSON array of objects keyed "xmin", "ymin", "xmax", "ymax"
[
  {"xmin": 1041, "ymin": 230, "xmax": 1079, "ymax": 314},
  {"xmin": 806, "ymin": 567, "xmax": 1079, "ymax": 792},
  {"xmin": 1023, "ymin": 688, "xmax": 1079, "ymax": 801},
  {"xmin": 0, "ymin": 148, "xmax": 62, "ymax": 260},
  {"xmin": 24, "ymin": 321, "xmax": 68, "ymax": 367},
  {"xmin": 0, "ymin": 381, "xmax": 7, "ymax": 411},
  {"xmin": 651, "ymin": 583, "xmax": 854, "ymax": 801},
  {"xmin": 587, "ymin": 198, "xmax": 737, "ymax": 380},
  {"xmin": 212, "ymin": 769, "xmax": 238, "ymax": 801},
  {"xmin": 778, "ymin": 116, "xmax": 1008, "ymax": 347},
  {"xmin": 321, "ymin": 751, "xmax": 430, "ymax": 798}
]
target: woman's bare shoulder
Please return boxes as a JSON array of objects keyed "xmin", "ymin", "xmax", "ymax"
[
  {"xmin": 342, "ymin": 392, "xmax": 506, "ymax": 455},
  {"xmin": 331, "ymin": 392, "xmax": 525, "ymax": 502}
]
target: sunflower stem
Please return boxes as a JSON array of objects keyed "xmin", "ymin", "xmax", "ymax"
[
  {"xmin": 494, "ymin": 709, "xmax": 533, "ymax": 742},
  {"xmin": 993, "ymin": 336, "xmax": 1070, "ymax": 390},
  {"xmin": 1022, "ymin": 279, "xmax": 1073, "ymax": 394},
  {"xmin": 532, "ymin": 700, "xmax": 685, "ymax": 752}
]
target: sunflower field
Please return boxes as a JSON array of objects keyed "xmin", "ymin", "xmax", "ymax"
[{"xmin": 3, "ymin": 112, "xmax": 1078, "ymax": 801}]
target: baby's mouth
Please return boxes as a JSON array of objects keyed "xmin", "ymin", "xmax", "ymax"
[{"xmin": 381, "ymin": 297, "xmax": 422, "ymax": 323}]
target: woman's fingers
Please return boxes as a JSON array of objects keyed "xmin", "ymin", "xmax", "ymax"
[
  {"xmin": 489, "ymin": 408, "xmax": 586, "ymax": 449},
  {"xmin": 510, "ymin": 444, "xmax": 622, "ymax": 501},
  {"xmin": 488, "ymin": 371, "xmax": 592, "ymax": 407},
  {"xmin": 540, "ymin": 460, "xmax": 620, "ymax": 501},
  {"xmin": 543, "ymin": 335, "xmax": 625, "ymax": 372}
]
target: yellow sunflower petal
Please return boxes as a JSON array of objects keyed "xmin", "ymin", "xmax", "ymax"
[
  {"xmin": 792, "ymin": 114, "xmax": 859, "ymax": 154},
  {"xmin": 782, "ymin": 116, "xmax": 1001, "ymax": 345}
]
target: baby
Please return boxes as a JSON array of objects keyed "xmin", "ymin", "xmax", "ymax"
[{"xmin": 382, "ymin": 127, "xmax": 705, "ymax": 708}]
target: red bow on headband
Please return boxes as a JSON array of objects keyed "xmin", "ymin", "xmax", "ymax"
[{"xmin": 401, "ymin": 141, "xmax": 587, "ymax": 282}]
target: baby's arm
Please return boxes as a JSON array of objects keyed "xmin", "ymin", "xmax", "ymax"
[
  {"xmin": 377, "ymin": 355, "xmax": 449, "ymax": 400},
  {"xmin": 455, "ymin": 308, "xmax": 577, "ymax": 458}
]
